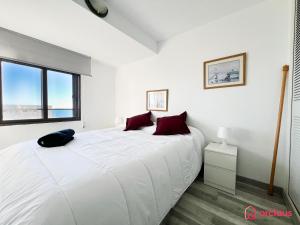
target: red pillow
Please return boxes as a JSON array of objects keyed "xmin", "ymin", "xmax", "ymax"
[
  {"xmin": 153, "ymin": 111, "xmax": 190, "ymax": 135},
  {"xmin": 124, "ymin": 111, "xmax": 154, "ymax": 131}
]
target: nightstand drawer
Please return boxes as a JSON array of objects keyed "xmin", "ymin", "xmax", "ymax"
[
  {"xmin": 205, "ymin": 150, "xmax": 236, "ymax": 171},
  {"xmin": 204, "ymin": 164, "xmax": 236, "ymax": 190}
]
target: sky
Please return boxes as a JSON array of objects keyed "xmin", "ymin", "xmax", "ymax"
[{"xmin": 2, "ymin": 61, "xmax": 73, "ymax": 109}]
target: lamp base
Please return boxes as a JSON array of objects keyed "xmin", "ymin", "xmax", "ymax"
[{"xmin": 221, "ymin": 140, "xmax": 228, "ymax": 147}]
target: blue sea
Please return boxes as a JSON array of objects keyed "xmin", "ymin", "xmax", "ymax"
[{"xmin": 48, "ymin": 109, "xmax": 73, "ymax": 118}]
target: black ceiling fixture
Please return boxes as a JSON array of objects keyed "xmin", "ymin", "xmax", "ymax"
[{"xmin": 85, "ymin": 0, "xmax": 108, "ymax": 18}]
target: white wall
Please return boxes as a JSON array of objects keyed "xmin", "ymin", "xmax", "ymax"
[
  {"xmin": 115, "ymin": 0, "xmax": 294, "ymax": 187},
  {"xmin": 82, "ymin": 59, "xmax": 116, "ymax": 130},
  {"xmin": 0, "ymin": 59, "xmax": 116, "ymax": 149}
]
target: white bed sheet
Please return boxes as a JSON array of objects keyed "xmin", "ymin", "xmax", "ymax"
[{"xmin": 0, "ymin": 126, "xmax": 204, "ymax": 225}]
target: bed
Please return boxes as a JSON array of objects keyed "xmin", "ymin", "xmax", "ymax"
[{"xmin": 0, "ymin": 126, "xmax": 205, "ymax": 225}]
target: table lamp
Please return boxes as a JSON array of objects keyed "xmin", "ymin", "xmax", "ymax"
[{"xmin": 217, "ymin": 127, "xmax": 228, "ymax": 146}]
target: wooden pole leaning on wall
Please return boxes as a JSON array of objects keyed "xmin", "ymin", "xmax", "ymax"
[{"xmin": 268, "ymin": 65, "xmax": 289, "ymax": 195}]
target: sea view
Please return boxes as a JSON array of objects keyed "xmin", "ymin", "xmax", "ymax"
[{"xmin": 3, "ymin": 105, "xmax": 73, "ymax": 120}]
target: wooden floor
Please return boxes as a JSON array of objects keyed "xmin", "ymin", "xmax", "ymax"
[{"xmin": 162, "ymin": 180, "xmax": 296, "ymax": 225}]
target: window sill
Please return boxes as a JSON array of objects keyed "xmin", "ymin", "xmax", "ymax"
[{"xmin": 0, "ymin": 117, "xmax": 81, "ymax": 126}]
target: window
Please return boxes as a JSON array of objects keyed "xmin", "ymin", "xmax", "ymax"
[
  {"xmin": 2, "ymin": 62, "xmax": 43, "ymax": 120},
  {"xmin": 0, "ymin": 59, "xmax": 80, "ymax": 125},
  {"xmin": 47, "ymin": 70, "xmax": 75, "ymax": 119}
]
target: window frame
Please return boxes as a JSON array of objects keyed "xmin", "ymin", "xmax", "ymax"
[{"xmin": 0, "ymin": 58, "xmax": 81, "ymax": 126}]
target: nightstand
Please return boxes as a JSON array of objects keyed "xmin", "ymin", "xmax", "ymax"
[{"xmin": 204, "ymin": 142, "xmax": 237, "ymax": 195}]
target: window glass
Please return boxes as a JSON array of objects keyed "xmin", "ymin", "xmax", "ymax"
[
  {"xmin": 1, "ymin": 61, "xmax": 42, "ymax": 120},
  {"xmin": 47, "ymin": 70, "xmax": 73, "ymax": 118}
]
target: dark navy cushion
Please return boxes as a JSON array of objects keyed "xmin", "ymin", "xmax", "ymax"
[{"xmin": 37, "ymin": 129, "xmax": 75, "ymax": 148}]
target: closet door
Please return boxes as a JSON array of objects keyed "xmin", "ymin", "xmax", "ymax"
[{"xmin": 289, "ymin": 0, "xmax": 300, "ymax": 213}]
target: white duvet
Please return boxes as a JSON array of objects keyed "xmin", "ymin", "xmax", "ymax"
[{"xmin": 0, "ymin": 126, "xmax": 204, "ymax": 225}]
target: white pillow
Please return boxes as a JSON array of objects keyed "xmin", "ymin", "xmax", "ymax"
[{"xmin": 141, "ymin": 124, "xmax": 156, "ymax": 134}]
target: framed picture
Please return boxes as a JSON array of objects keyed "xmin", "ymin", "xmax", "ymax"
[
  {"xmin": 146, "ymin": 89, "xmax": 168, "ymax": 111},
  {"xmin": 204, "ymin": 53, "xmax": 246, "ymax": 89}
]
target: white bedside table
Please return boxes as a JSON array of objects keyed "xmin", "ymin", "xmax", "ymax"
[{"xmin": 204, "ymin": 142, "xmax": 237, "ymax": 195}]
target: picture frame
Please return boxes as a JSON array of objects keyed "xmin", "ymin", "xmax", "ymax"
[
  {"xmin": 203, "ymin": 53, "xmax": 246, "ymax": 89},
  {"xmin": 146, "ymin": 89, "xmax": 168, "ymax": 111}
]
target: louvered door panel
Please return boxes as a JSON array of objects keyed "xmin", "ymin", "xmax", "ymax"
[
  {"xmin": 289, "ymin": 0, "xmax": 300, "ymax": 214},
  {"xmin": 290, "ymin": 115, "xmax": 300, "ymax": 213}
]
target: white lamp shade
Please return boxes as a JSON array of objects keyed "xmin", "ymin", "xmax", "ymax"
[
  {"xmin": 217, "ymin": 127, "xmax": 228, "ymax": 139},
  {"xmin": 115, "ymin": 117, "xmax": 124, "ymax": 125}
]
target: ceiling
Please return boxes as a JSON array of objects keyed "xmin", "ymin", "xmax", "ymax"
[
  {"xmin": 0, "ymin": 0, "xmax": 156, "ymax": 67},
  {"xmin": 0, "ymin": 0, "xmax": 265, "ymax": 66},
  {"xmin": 107, "ymin": 0, "xmax": 265, "ymax": 41}
]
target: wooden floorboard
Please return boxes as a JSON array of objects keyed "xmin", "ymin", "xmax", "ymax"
[{"xmin": 163, "ymin": 180, "xmax": 296, "ymax": 225}]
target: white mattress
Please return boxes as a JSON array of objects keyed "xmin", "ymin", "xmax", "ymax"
[{"xmin": 0, "ymin": 126, "xmax": 204, "ymax": 225}]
